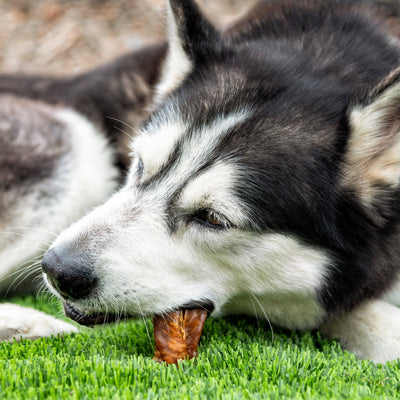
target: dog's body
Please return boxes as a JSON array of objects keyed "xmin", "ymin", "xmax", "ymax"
[{"xmin": 2, "ymin": 0, "xmax": 400, "ymax": 363}]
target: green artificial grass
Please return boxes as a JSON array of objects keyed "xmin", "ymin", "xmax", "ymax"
[{"xmin": 1, "ymin": 296, "xmax": 400, "ymax": 399}]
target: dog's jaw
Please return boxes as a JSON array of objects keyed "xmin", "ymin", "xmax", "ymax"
[{"xmin": 62, "ymin": 302, "xmax": 130, "ymax": 326}]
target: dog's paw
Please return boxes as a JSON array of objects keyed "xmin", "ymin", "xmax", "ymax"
[
  {"xmin": 0, "ymin": 303, "xmax": 77, "ymax": 342},
  {"xmin": 321, "ymin": 300, "xmax": 400, "ymax": 364}
]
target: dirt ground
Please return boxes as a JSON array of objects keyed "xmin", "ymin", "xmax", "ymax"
[{"xmin": 0, "ymin": 0, "xmax": 256, "ymax": 75}]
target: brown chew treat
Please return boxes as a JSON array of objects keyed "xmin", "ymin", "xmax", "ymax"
[{"xmin": 153, "ymin": 309, "xmax": 209, "ymax": 364}]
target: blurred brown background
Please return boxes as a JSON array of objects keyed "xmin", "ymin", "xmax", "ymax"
[{"xmin": 0, "ymin": 0, "xmax": 256, "ymax": 75}]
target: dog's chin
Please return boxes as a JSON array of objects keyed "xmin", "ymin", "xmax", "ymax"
[{"xmin": 63, "ymin": 302, "xmax": 134, "ymax": 327}]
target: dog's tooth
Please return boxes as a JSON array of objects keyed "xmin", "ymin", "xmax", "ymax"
[{"xmin": 153, "ymin": 309, "xmax": 209, "ymax": 364}]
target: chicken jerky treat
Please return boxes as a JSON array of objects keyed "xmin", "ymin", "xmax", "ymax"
[{"xmin": 153, "ymin": 308, "xmax": 209, "ymax": 364}]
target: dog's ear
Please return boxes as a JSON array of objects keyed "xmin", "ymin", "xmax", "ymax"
[
  {"xmin": 155, "ymin": 0, "xmax": 223, "ymax": 104},
  {"xmin": 342, "ymin": 67, "xmax": 400, "ymax": 217}
]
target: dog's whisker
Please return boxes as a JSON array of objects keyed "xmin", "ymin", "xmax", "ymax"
[
  {"xmin": 11, "ymin": 266, "xmax": 41, "ymax": 292},
  {"xmin": 8, "ymin": 259, "xmax": 41, "ymax": 281},
  {"xmin": 36, "ymin": 281, "xmax": 52, "ymax": 299},
  {"xmin": 4, "ymin": 259, "xmax": 42, "ymax": 296},
  {"xmin": 252, "ymin": 294, "xmax": 274, "ymax": 345},
  {"xmin": 6, "ymin": 226, "xmax": 59, "ymax": 239},
  {"xmin": 112, "ymin": 125, "xmax": 136, "ymax": 142},
  {"xmin": 0, "ymin": 231, "xmax": 53, "ymax": 247},
  {"xmin": 0, "ymin": 245, "xmax": 50, "ymax": 254},
  {"xmin": 185, "ymin": 300, "xmax": 210, "ymax": 313},
  {"xmin": 134, "ymin": 295, "xmax": 152, "ymax": 347},
  {"xmin": 116, "ymin": 302, "xmax": 125, "ymax": 325},
  {"xmin": 106, "ymin": 116, "xmax": 136, "ymax": 136},
  {"xmin": 0, "ymin": 257, "xmax": 42, "ymax": 282},
  {"xmin": 32, "ymin": 274, "xmax": 45, "ymax": 284},
  {"xmin": 249, "ymin": 296, "xmax": 261, "ymax": 331}
]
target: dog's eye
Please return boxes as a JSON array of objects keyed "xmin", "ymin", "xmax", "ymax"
[
  {"xmin": 192, "ymin": 210, "xmax": 230, "ymax": 230},
  {"xmin": 206, "ymin": 212, "xmax": 223, "ymax": 226}
]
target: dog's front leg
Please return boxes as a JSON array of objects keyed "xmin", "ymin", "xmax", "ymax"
[
  {"xmin": 320, "ymin": 299, "xmax": 400, "ymax": 364},
  {"xmin": 0, "ymin": 304, "xmax": 77, "ymax": 342}
]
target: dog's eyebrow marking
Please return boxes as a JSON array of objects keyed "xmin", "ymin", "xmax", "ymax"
[
  {"xmin": 177, "ymin": 162, "xmax": 249, "ymax": 227},
  {"xmin": 132, "ymin": 109, "xmax": 251, "ymax": 188},
  {"xmin": 132, "ymin": 118, "xmax": 187, "ymax": 182}
]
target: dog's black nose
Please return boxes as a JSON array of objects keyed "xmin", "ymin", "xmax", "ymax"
[{"xmin": 42, "ymin": 247, "xmax": 96, "ymax": 300}]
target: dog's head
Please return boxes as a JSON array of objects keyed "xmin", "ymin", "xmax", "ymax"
[{"xmin": 42, "ymin": 0, "xmax": 400, "ymax": 329}]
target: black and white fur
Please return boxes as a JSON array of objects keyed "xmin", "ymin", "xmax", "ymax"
[{"xmin": 3, "ymin": 0, "xmax": 400, "ymax": 363}]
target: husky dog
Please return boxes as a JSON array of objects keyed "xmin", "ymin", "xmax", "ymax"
[
  {"xmin": 3, "ymin": 0, "xmax": 400, "ymax": 363},
  {"xmin": 0, "ymin": 44, "xmax": 166, "ymax": 337}
]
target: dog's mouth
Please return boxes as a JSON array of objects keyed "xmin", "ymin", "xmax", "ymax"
[
  {"xmin": 63, "ymin": 300, "xmax": 214, "ymax": 327},
  {"xmin": 63, "ymin": 302, "xmax": 134, "ymax": 326}
]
